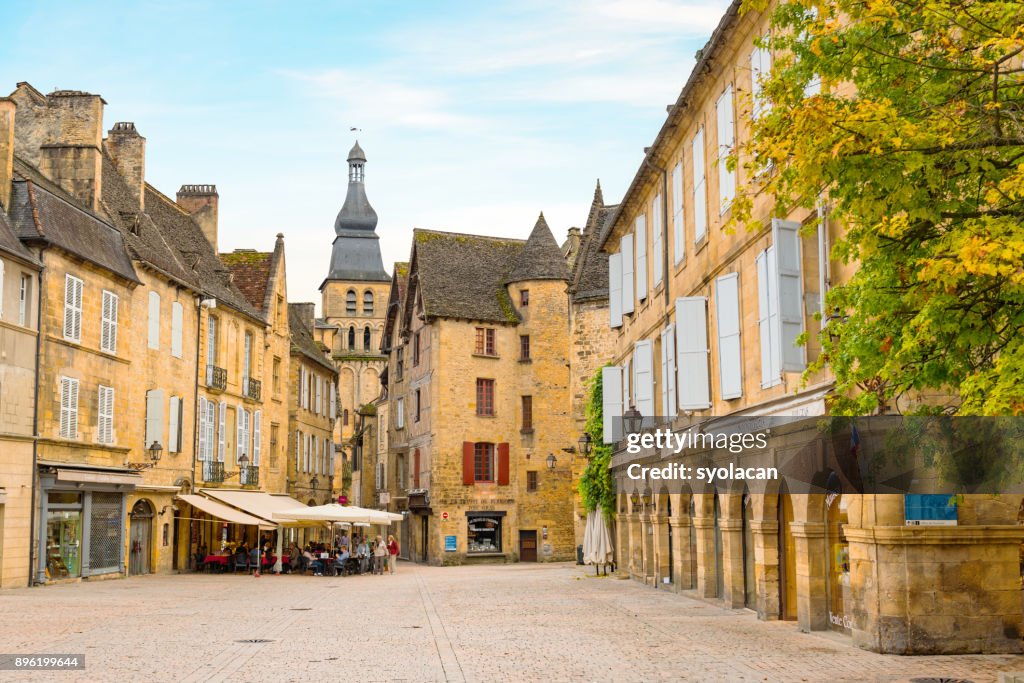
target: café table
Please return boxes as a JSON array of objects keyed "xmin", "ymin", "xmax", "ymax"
[{"xmin": 202, "ymin": 554, "xmax": 230, "ymax": 572}]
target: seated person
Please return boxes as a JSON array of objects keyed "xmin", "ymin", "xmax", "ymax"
[
  {"xmin": 303, "ymin": 546, "xmax": 322, "ymax": 575},
  {"xmin": 249, "ymin": 546, "xmax": 260, "ymax": 569},
  {"xmin": 332, "ymin": 550, "xmax": 351, "ymax": 573}
]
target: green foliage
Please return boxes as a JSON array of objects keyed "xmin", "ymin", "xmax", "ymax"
[
  {"xmin": 732, "ymin": 0, "xmax": 1024, "ymax": 415},
  {"xmin": 341, "ymin": 459, "xmax": 353, "ymax": 497},
  {"xmin": 578, "ymin": 368, "xmax": 616, "ymax": 518}
]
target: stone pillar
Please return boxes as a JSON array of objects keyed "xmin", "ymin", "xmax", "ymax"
[
  {"xmin": 628, "ymin": 512, "xmax": 642, "ymax": 582},
  {"xmin": 751, "ymin": 518, "xmax": 781, "ymax": 620},
  {"xmin": 651, "ymin": 513, "xmax": 669, "ymax": 587},
  {"xmin": 639, "ymin": 510, "xmax": 654, "ymax": 584},
  {"xmin": 692, "ymin": 515, "xmax": 718, "ymax": 599},
  {"xmin": 615, "ymin": 496, "xmax": 627, "ymax": 576},
  {"xmin": 669, "ymin": 518, "xmax": 687, "ymax": 592},
  {"xmin": 791, "ymin": 521, "xmax": 827, "ymax": 632},
  {"xmin": 720, "ymin": 515, "xmax": 746, "ymax": 609}
]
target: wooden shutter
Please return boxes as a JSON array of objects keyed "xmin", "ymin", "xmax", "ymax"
[
  {"xmin": 601, "ymin": 366, "xmax": 623, "ymax": 444},
  {"xmin": 217, "ymin": 401, "xmax": 226, "ymax": 462},
  {"xmin": 497, "ymin": 443, "xmax": 510, "ymax": 485},
  {"xmin": 148, "ymin": 291, "xmax": 160, "ymax": 349},
  {"xmin": 633, "ymin": 340, "xmax": 655, "ymax": 422},
  {"xmin": 101, "ymin": 290, "xmax": 118, "ymax": 353},
  {"xmin": 751, "ymin": 42, "xmax": 771, "ymax": 119},
  {"xmin": 236, "ymin": 406, "xmax": 245, "ymax": 461},
  {"xmin": 672, "ymin": 162, "xmax": 684, "ymax": 264},
  {"xmin": 198, "ymin": 397, "xmax": 208, "ymax": 460},
  {"xmin": 692, "ymin": 128, "xmax": 707, "ymax": 243},
  {"xmin": 635, "ymin": 215, "xmax": 647, "ymax": 301},
  {"xmin": 413, "ymin": 449, "xmax": 421, "ymax": 488},
  {"xmin": 97, "ymin": 385, "xmax": 113, "ymax": 444},
  {"xmin": 715, "ymin": 273, "xmax": 743, "ymax": 399},
  {"xmin": 717, "ymin": 85, "xmax": 736, "ymax": 210},
  {"xmin": 622, "ymin": 356, "xmax": 631, "ymax": 412},
  {"xmin": 67, "ymin": 378, "xmax": 79, "ymax": 438},
  {"xmin": 620, "ymin": 233, "xmax": 634, "ymax": 314},
  {"xmin": 145, "ymin": 389, "xmax": 164, "ymax": 448},
  {"xmin": 253, "ymin": 410, "xmax": 262, "ymax": 465},
  {"xmin": 756, "ymin": 250, "xmax": 779, "ymax": 387},
  {"xmin": 676, "ymin": 297, "xmax": 711, "ymax": 409},
  {"xmin": 608, "ymin": 252, "xmax": 623, "ymax": 328},
  {"xmin": 168, "ymin": 395, "xmax": 180, "ymax": 452},
  {"xmin": 652, "ymin": 196, "xmax": 663, "ymax": 287},
  {"xmin": 171, "ymin": 302, "xmax": 183, "ymax": 358},
  {"xmin": 330, "ymin": 381, "xmax": 337, "ymax": 420},
  {"xmin": 773, "ymin": 218, "xmax": 806, "ymax": 372},
  {"xmin": 462, "ymin": 442, "xmax": 474, "ymax": 485},
  {"xmin": 64, "ymin": 275, "xmax": 82, "ymax": 342},
  {"xmin": 661, "ymin": 325, "xmax": 677, "ymax": 416}
]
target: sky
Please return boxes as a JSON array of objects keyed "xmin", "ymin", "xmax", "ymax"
[{"xmin": 2, "ymin": 0, "xmax": 731, "ymax": 312}]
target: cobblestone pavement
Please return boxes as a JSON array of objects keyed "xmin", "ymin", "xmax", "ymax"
[{"xmin": 0, "ymin": 562, "xmax": 1021, "ymax": 682}]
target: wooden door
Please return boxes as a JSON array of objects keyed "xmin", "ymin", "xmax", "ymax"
[
  {"xmin": 129, "ymin": 501, "xmax": 153, "ymax": 575},
  {"xmin": 519, "ymin": 530, "xmax": 538, "ymax": 562}
]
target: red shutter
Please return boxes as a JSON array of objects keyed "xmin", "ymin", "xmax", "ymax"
[
  {"xmin": 413, "ymin": 449, "xmax": 421, "ymax": 489},
  {"xmin": 497, "ymin": 443, "xmax": 510, "ymax": 485},
  {"xmin": 462, "ymin": 442, "xmax": 475, "ymax": 485}
]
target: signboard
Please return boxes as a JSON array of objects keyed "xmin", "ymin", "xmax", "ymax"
[
  {"xmin": 905, "ymin": 494, "xmax": 958, "ymax": 526},
  {"xmin": 441, "ymin": 511, "xmax": 449, "ymax": 520},
  {"xmin": 444, "ymin": 535, "xmax": 457, "ymax": 552}
]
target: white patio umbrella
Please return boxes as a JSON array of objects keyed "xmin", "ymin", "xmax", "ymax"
[
  {"xmin": 273, "ymin": 503, "xmax": 402, "ymax": 525},
  {"xmin": 582, "ymin": 510, "xmax": 614, "ymax": 570}
]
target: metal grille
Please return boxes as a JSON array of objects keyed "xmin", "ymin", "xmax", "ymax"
[
  {"xmin": 203, "ymin": 461, "xmax": 225, "ymax": 483},
  {"xmin": 240, "ymin": 466, "xmax": 259, "ymax": 486},
  {"xmin": 88, "ymin": 493, "xmax": 123, "ymax": 574}
]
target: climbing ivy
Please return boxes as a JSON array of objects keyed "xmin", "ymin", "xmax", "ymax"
[{"xmin": 578, "ymin": 368, "xmax": 616, "ymax": 518}]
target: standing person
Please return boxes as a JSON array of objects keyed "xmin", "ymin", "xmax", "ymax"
[
  {"xmin": 356, "ymin": 537, "xmax": 369, "ymax": 574},
  {"xmin": 387, "ymin": 535, "xmax": 399, "ymax": 574},
  {"xmin": 372, "ymin": 536, "xmax": 387, "ymax": 575}
]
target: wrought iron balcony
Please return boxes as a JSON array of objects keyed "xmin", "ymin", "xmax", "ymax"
[
  {"xmin": 239, "ymin": 465, "xmax": 259, "ymax": 487},
  {"xmin": 206, "ymin": 365, "xmax": 227, "ymax": 392},
  {"xmin": 244, "ymin": 377, "xmax": 261, "ymax": 401},
  {"xmin": 202, "ymin": 460, "xmax": 225, "ymax": 483}
]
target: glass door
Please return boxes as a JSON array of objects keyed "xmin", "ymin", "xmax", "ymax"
[{"xmin": 46, "ymin": 510, "xmax": 82, "ymax": 579}]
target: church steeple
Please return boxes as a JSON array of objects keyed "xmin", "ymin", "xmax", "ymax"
[
  {"xmin": 323, "ymin": 142, "xmax": 390, "ymax": 286},
  {"xmin": 334, "ymin": 141, "xmax": 378, "ymax": 235}
]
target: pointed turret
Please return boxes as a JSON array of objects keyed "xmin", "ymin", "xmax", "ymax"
[
  {"xmin": 324, "ymin": 142, "xmax": 389, "ymax": 285},
  {"xmin": 506, "ymin": 212, "xmax": 570, "ymax": 284}
]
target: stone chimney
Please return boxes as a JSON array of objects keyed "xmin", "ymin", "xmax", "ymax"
[
  {"xmin": 104, "ymin": 122, "xmax": 146, "ymax": 211},
  {"xmin": 0, "ymin": 98, "xmax": 13, "ymax": 212},
  {"xmin": 293, "ymin": 302, "xmax": 315, "ymax": 332},
  {"xmin": 38, "ymin": 90, "xmax": 105, "ymax": 211},
  {"xmin": 176, "ymin": 184, "xmax": 219, "ymax": 249}
]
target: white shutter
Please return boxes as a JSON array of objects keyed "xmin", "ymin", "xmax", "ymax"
[
  {"xmin": 717, "ymin": 85, "xmax": 736, "ymax": 212},
  {"xmin": 635, "ymin": 216, "xmax": 647, "ymax": 302},
  {"xmin": 296, "ymin": 432, "xmax": 302, "ymax": 472},
  {"xmin": 751, "ymin": 41, "xmax": 771, "ymax": 119},
  {"xmin": 330, "ymin": 381, "xmax": 337, "ymax": 420},
  {"xmin": 634, "ymin": 340, "xmax": 654, "ymax": 423},
  {"xmin": 661, "ymin": 325, "xmax": 677, "ymax": 416},
  {"xmin": 652, "ymin": 195, "xmax": 663, "ymax": 287},
  {"xmin": 171, "ymin": 302, "xmax": 183, "ymax": 358},
  {"xmin": 63, "ymin": 377, "xmax": 80, "ymax": 439},
  {"xmin": 97, "ymin": 385, "xmax": 113, "ymax": 445},
  {"xmin": 601, "ymin": 365, "xmax": 624, "ymax": 444},
  {"xmin": 672, "ymin": 163, "xmax": 684, "ymax": 264},
  {"xmin": 675, "ymin": 297, "xmax": 711, "ymax": 409},
  {"xmin": 396, "ymin": 398, "xmax": 405, "ymax": 428},
  {"xmin": 217, "ymin": 401, "xmax": 226, "ymax": 462},
  {"xmin": 609, "ymin": 252, "xmax": 623, "ymax": 328},
  {"xmin": 168, "ymin": 395, "xmax": 180, "ymax": 452},
  {"xmin": 773, "ymin": 218, "xmax": 806, "ymax": 372},
  {"xmin": 101, "ymin": 290, "xmax": 118, "ymax": 353},
  {"xmin": 756, "ymin": 250, "xmax": 780, "ymax": 388},
  {"xmin": 198, "ymin": 397, "xmax": 208, "ymax": 461},
  {"xmin": 236, "ymin": 405, "xmax": 245, "ymax": 462},
  {"xmin": 63, "ymin": 275, "xmax": 83, "ymax": 342},
  {"xmin": 715, "ymin": 273, "xmax": 743, "ymax": 399},
  {"xmin": 620, "ymin": 234, "xmax": 635, "ymax": 314},
  {"xmin": 329, "ymin": 441, "xmax": 335, "ymax": 475},
  {"xmin": 306, "ymin": 434, "xmax": 312, "ymax": 473},
  {"xmin": 253, "ymin": 410, "xmax": 262, "ymax": 466},
  {"xmin": 623, "ymin": 356, "xmax": 631, "ymax": 412},
  {"xmin": 0, "ymin": 260, "xmax": 4, "ymax": 318},
  {"xmin": 692, "ymin": 128, "xmax": 707, "ymax": 244},
  {"xmin": 148, "ymin": 291, "xmax": 160, "ymax": 350},
  {"xmin": 145, "ymin": 389, "xmax": 165, "ymax": 449}
]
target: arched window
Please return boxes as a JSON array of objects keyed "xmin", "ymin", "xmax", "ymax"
[
  {"xmin": 347, "ymin": 326, "xmax": 355, "ymax": 349},
  {"xmin": 363, "ymin": 290, "xmax": 374, "ymax": 315},
  {"xmin": 363, "ymin": 326, "xmax": 371, "ymax": 350},
  {"xmin": 346, "ymin": 289, "xmax": 357, "ymax": 314}
]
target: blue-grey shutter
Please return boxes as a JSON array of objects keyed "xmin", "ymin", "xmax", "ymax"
[
  {"xmin": 602, "ymin": 366, "xmax": 623, "ymax": 444},
  {"xmin": 608, "ymin": 252, "xmax": 622, "ymax": 328},
  {"xmin": 715, "ymin": 274, "xmax": 743, "ymax": 399},
  {"xmin": 675, "ymin": 297, "xmax": 711, "ymax": 409},
  {"xmin": 620, "ymin": 234, "xmax": 635, "ymax": 314},
  {"xmin": 772, "ymin": 218, "xmax": 806, "ymax": 372}
]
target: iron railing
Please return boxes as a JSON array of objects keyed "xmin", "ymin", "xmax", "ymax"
[
  {"xmin": 202, "ymin": 460, "xmax": 225, "ymax": 483},
  {"xmin": 206, "ymin": 365, "xmax": 227, "ymax": 392},
  {"xmin": 240, "ymin": 465, "xmax": 259, "ymax": 486},
  {"xmin": 244, "ymin": 378, "xmax": 261, "ymax": 401}
]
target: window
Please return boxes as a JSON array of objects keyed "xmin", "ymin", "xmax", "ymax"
[
  {"xmin": 474, "ymin": 327, "xmax": 496, "ymax": 356},
  {"xmin": 397, "ymin": 453, "xmax": 406, "ymax": 490},
  {"xmin": 757, "ymin": 219, "xmax": 806, "ymax": 387},
  {"xmin": 346, "ymin": 289, "xmax": 357, "ymax": 314},
  {"xmin": 363, "ymin": 290, "xmax": 374, "ymax": 314},
  {"xmin": 672, "ymin": 162, "xmax": 684, "ymax": 265},
  {"xmin": 207, "ymin": 315, "xmax": 218, "ymax": 368},
  {"xmin": 520, "ymin": 290, "xmax": 529, "ymax": 306},
  {"xmin": 716, "ymin": 85, "xmax": 736, "ymax": 212},
  {"xmin": 100, "ymin": 290, "xmax": 118, "ymax": 354},
  {"xmin": 474, "ymin": 442, "xmax": 495, "ymax": 482},
  {"xmin": 347, "ymin": 326, "xmax": 355, "ymax": 350},
  {"xmin": 715, "ymin": 273, "xmax": 743, "ymax": 400},
  {"xmin": 414, "ymin": 389, "xmax": 421, "ymax": 422},
  {"xmin": 97, "ymin": 385, "xmax": 114, "ymax": 445},
  {"xmin": 750, "ymin": 40, "xmax": 772, "ymax": 119},
  {"xmin": 273, "ymin": 357, "xmax": 281, "ymax": 394},
  {"xmin": 620, "ymin": 233, "xmax": 635, "ymax": 314},
  {"xmin": 63, "ymin": 274, "xmax": 83, "ymax": 343},
  {"xmin": 217, "ymin": 401, "xmax": 226, "ymax": 462},
  {"xmin": 413, "ymin": 331, "xmax": 421, "ymax": 366},
  {"xmin": 476, "ymin": 378, "xmax": 494, "ymax": 416},
  {"xmin": 343, "ymin": 409, "xmax": 349, "ymax": 426},
  {"xmin": 375, "ymin": 461, "xmax": 385, "ymax": 490},
  {"xmin": 609, "ymin": 252, "xmax": 622, "ymax": 328},
  {"xmin": 236, "ymin": 406, "xmax": 250, "ymax": 461},
  {"xmin": 635, "ymin": 214, "xmax": 647, "ymax": 302},
  {"xmin": 519, "ymin": 335, "xmax": 530, "ymax": 361},
  {"xmin": 521, "ymin": 395, "xmax": 532, "ymax": 432},
  {"xmin": 692, "ymin": 127, "xmax": 707, "ymax": 244},
  {"xmin": 243, "ymin": 332, "xmax": 253, "ymax": 390},
  {"xmin": 147, "ymin": 290, "xmax": 160, "ymax": 349},
  {"xmin": 19, "ymin": 274, "xmax": 30, "ymax": 327},
  {"xmin": 395, "ymin": 398, "xmax": 405, "ymax": 429},
  {"xmin": 413, "ymin": 448, "xmax": 421, "ymax": 488},
  {"xmin": 396, "ymin": 347, "xmax": 404, "ymax": 381},
  {"xmin": 171, "ymin": 301, "xmax": 184, "ymax": 358},
  {"xmin": 276, "ymin": 295, "xmax": 285, "ymax": 327},
  {"xmin": 363, "ymin": 326, "xmax": 371, "ymax": 351},
  {"xmin": 652, "ymin": 193, "xmax": 663, "ymax": 287},
  {"xmin": 527, "ymin": 470, "xmax": 538, "ymax": 492},
  {"xmin": 270, "ymin": 423, "xmax": 280, "ymax": 469},
  {"xmin": 59, "ymin": 376, "xmax": 79, "ymax": 439},
  {"xmin": 676, "ymin": 297, "xmax": 712, "ymax": 410},
  {"xmin": 467, "ymin": 513, "xmax": 501, "ymax": 553}
]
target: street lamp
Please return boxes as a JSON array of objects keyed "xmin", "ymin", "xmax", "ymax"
[
  {"xmin": 128, "ymin": 441, "xmax": 163, "ymax": 470},
  {"xmin": 545, "ymin": 453, "xmax": 557, "ymax": 470},
  {"xmin": 310, "ymin": 475, "xmax": 319, "ymax": 490},
  {"xmin": 623, "ymin": 406, "xmax": 643, "ymax": 437},
  {"xmin": 577, "ymin": 433, "xmax": 593, "ymax": 457}
]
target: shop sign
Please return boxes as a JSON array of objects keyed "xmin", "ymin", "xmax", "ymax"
[{"xmin": 444, "ymin": 535, "xmax": 457, "ymax": 552}]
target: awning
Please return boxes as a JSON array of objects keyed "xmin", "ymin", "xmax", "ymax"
[
  {"xmin": 199, "ymin": 489, "xmax": 308, "ymax": 525},
  {"xmin": 177, "ymin": 494, "xmax": 275, "ymax": 530},
  {"xmin": 274, "ymin": 503, "xmax": 404, "ymax": 525}
]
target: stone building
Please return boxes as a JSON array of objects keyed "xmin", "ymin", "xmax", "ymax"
[
  {"xmin": 381, "ymin": 218, "xmax": 576, "ymax": 565},
  {"xmin": 287, "ymin": 302, "xmax": 338, "ymax": 506},
  {"xmin": 596, "ymin": 1, "xmax": 1022, "ymax": 655}
]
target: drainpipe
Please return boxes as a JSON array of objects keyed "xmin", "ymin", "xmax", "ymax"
[{"xmin": 28, "ymin": 245, "xmax": 47, "ymax": 586}]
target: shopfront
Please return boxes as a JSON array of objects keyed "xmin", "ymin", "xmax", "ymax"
[
  {"xmin": 36, "ymin": 463, "xmax": 140, "ymax": 583},
  {"xmin": 467, "ymin": 511, "xmax": 503, "ymax": 554}
]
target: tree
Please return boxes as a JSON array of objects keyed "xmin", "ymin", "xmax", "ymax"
[
  {"xmin": 579, "ymin": 369, "xmax": 616, "ymax": 518},
  {"xmin": 732, "ymin": 0, "xmax": 1024, "ymax": 415}
]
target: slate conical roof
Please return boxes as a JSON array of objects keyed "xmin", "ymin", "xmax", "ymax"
[
  {"xmin": 505, "ymin": 212, "xmax": 569, "ymax": 284},
  {"xmin": 348, "ymin": 141, "xmax": 366, "ymax": 163}
]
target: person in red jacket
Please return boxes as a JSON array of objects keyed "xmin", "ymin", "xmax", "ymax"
[{"xmin": 387, "ymin": 534, "xmax": 399, "ymax": 574}]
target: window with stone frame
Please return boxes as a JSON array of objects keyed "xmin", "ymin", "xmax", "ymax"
[
  {"xmin": 413, "ymin": 331, "xmax": 421, "ymax": 366},
  {"xmin": 520, "ymin": 289, "xmax": 529, "ymax": 306},
  {"xmin": 474, "ymin": 327, "xmax": 496, "ymax": 356},
  {"xmin": 476, "ymin": 378, "xmax": 495, "ymax": 416},
  {"xmin": 414, "ymin": 389, "xmax": 422, "ymax": 422},
  {"xmin": 521, "ymin": 395, "xmax": 533, "ymax": 432},
  {"xmin": 346, "ymin": 289, "xmax": 357, "ymax": 313},
  {"xmin": 519, "ymin": 335, "xmax": 530, "ymax": 361},
  {"xmin": 473, "ymin": 442, "xmax": 495, "ymax": 482},
  {"xmin": 363, "ymin": 290, "xmax": 374, "ymax": 315},
  {"xmin": 527, "ymin": 470, "xmax": 538, "ymax": 492}
]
